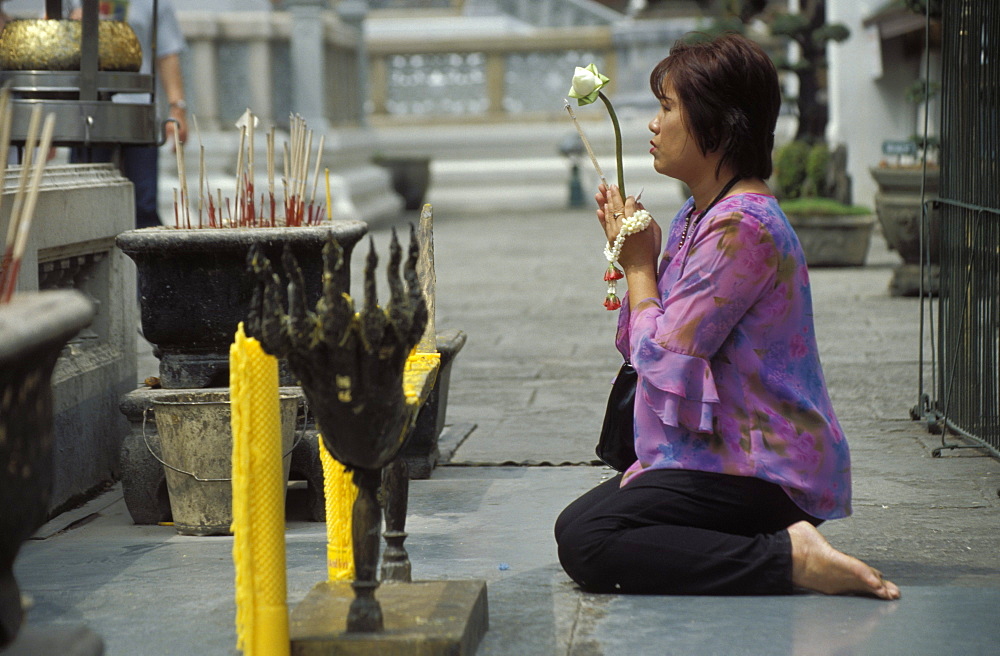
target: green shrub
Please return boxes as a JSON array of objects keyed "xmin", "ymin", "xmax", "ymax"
[
  {"xmin": 781, "ymin": 197, "xmax": 871, "ymax": 216},
  {"xmin": 774, "ymin": 140, "xmax": 811, "ymax": 199},
  {"xmin": 804, "ymin": 143, "xmax": 829, "ymax": 197}
]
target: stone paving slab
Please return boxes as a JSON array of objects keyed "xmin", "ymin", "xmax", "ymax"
[
  {"xmin": 32, "ymin": 174, "xmax": 1000, "ymax": 655},
  {"xmin": 19, "ymin": 463, "xmax": 1000, "ymax": 655},
  {"xmin": 577, "ymin": 586, "xmax": 1000, "ymax": 656}
]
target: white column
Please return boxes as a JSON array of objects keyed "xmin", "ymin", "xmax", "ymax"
[
  {"xmin": 286, "ymin": 0, "xmax": 329, "ymax": 131},
  {"xmin": 221, "ymin": 12, "xmax": 276, "ymax": 127},
  {"xmin": 181, "ymin": 13, "xmax": 221, "ymax": 131}
]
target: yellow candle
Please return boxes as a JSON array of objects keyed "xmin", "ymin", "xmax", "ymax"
[
  {"xmin": 403, "ymin": 351, "xmax": 442, "ymax": 407},
  {"xmin": 231, "ymin": 322, "xmax": 289, "ymax": 656},
  {"xmin": 325, "ymin": 168, "xmax": 332, "ymax": 220},
  {"xmin": 320, "ymin": 436, "xmax": 357, "ymax": 581}
]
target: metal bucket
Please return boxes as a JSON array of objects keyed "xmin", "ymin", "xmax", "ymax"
[{"xmin": 148, "ymin": 391, "xmax": 299, "ymax": 536}]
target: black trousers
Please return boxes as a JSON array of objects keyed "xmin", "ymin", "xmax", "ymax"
[{"xmin": 554, "ymin": 469, "xmax": 821, "ymax": 595}]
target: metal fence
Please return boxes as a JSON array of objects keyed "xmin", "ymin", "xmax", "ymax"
[{"xmin": 930, "ymin": 0, "xmax": 1000, "ymax": 457}]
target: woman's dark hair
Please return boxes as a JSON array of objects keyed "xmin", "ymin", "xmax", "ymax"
[{"xmin": 649, "ymin": 32, "xmax": 781, "ymax": 180}]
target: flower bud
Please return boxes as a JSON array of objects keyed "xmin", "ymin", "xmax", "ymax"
[{"xmin": 568, "ymin": 64, "xmax": 610, "ymax": 105}]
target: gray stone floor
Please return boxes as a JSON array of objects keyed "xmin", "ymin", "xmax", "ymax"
[{"xmin": 11, "ymin": 177, "xmax": 1000, "ymax": 655}]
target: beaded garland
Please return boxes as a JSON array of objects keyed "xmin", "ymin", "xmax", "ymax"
[{"xmin": 602, "ymin": 208, "xmax": 652, "ymax": 310}]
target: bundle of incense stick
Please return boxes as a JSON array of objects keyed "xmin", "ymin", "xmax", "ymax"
[
  {"xmin": 173, "ymin": 110, "xmax": 329, "ymax": 229},
  {"xmin": 0, "ymin": 101, "xmax": 57, "ymax": 304},
  {"xmin": 283, "ymin": 113, "xmax": 326, "ymax": 227}
]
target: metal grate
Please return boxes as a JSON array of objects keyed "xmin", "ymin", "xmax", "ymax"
[{"xmin": 930, "ymin": 0, "xmax": 1000, "ymax": 457}]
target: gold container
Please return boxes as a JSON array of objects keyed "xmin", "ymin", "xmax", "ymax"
[{"xmin": 0, "ymin": 19, "xmax": 142, "ymax": 72}]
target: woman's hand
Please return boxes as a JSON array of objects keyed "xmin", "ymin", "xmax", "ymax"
[
  {"xmin": 596, "ymin": 183, "xmax": 662, "ymax": 273},
  {"xmin": 595, "ymin": 183, "xmax": 661, "ymax": 307}
]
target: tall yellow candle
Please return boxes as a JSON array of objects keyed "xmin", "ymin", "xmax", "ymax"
[
  {"xmin": 325, "ymin": 168, "xmax": 332, "ymax": 220},
  {"xmin": 231, "ymin": 322, "xmax": 289, "ymax": 656},
  {"xmin": 320, "ymin": 436, "xmax": 357, "ymax": 581}
]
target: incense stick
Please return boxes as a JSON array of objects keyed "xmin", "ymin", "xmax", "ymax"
[
  {"xmin": 309, "ymin": 134, "xmax": 324, "ymax": 209},
  {"xmin": 1, "ymin": 113, "xmax": 55, "ymax": 303},
  {"xmin": 175, "ymin": 128, "xmax": 189, "ymax": 228},
  {"xmin": 0, "ymin": 87, "xmax": 12, "ymax": 242},
  {"xmin": 191, "ymin": 113, "xmax": 204, "ymax": 227},
  {"xmin": 563, "ymin": 99, "xmax": 609, "ymax": 188},
  {"xmin": 0, "ymin": 106, "xmax": 42, "ymax": 297}
]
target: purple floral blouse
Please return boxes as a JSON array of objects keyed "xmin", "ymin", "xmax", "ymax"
[{"xmin": 615, "ymin": 193, "xmax": 851, "ymax": 520}]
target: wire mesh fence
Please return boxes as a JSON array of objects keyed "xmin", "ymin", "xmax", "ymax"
[{"xmin": 932, "ymin": 0, "xmax": 1000, "ymax": 457}]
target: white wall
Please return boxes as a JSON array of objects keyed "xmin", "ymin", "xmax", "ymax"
[{"xmin": 826, "ymin": 0, "xmax": 921, "ymax": 207}]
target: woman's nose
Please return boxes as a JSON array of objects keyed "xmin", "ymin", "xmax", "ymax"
[{"xmin": 648, "ymin": 115, "xmax": 659, "ymax": 133}]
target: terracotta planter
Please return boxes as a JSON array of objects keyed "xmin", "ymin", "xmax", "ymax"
[
  {"xmin": 870, "ymin": 166, "xmax": 941, "ymax": 296},
  {"xmin": 116, "ymin": 223, "xmax": 367, "ymax": 388},
  {"xmin": 0, "ymin": 291, "xmax": 94, "ymax": 648},
  {"xmin": 787, "ymin": 213, "xmax": 876, "ymax": 267}
]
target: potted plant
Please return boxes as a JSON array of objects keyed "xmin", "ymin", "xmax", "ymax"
[{"xmin": 776, "ymin": 140, "xmax": 876, "ymax": 267}]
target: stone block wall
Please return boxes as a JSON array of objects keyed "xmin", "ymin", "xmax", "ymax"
[{"xmin": 1, "ymin": 164, "xmax": 136, "ymax": 513}]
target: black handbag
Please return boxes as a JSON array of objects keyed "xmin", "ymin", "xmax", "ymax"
[{"xmin": 595, "ymin": 361, "xmax": 638, "ymax": 471}]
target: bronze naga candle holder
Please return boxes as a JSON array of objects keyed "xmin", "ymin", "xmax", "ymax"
[
  {"xmin": 0, "ymin": 19, "xmax": 141, "ymax": 71},
  {"xmin": 246, "ymin": 229, "xmax": 428, "ymax": 633}
]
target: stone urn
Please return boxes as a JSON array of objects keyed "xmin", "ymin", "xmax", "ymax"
[
  {"xmin": 115, "ymin": 223, "xmax": 367, "ymax": 388},
  {"xmin": 373, "ymin": 156, "xmax": 431, "ymax": 211},
  {"xmin": 870, "ymin": 166, "xmax": 941, "ymax": 296},
  {"xmin": 0, "ymin": 290, "xmax": 95, "ymax": 650}
]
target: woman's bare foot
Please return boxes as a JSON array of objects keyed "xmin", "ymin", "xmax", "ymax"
[{"xmin": 787, "ymin": 521, "xmax": 901, "ymax": 600}]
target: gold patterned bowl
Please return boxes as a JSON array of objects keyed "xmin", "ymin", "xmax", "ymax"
[{"xmin": 0, "ymin": 19, "xmax": 142, "ymax": 72}]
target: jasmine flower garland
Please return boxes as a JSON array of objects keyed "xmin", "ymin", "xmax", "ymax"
[{"xmin": 602, "ymin": 209, "xmax": 652, "ymax": 310}]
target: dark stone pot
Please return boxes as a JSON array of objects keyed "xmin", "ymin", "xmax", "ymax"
[
  {"xmin": 116, "ymin": 223, "xmax": 367, "ymax": 388},
  {"xmin": 373, "ymin": 156, "xmax": 431, "ymax": 211},
  {"xmin": 0, "ymin": 291, "xmax": 95, "ymax": 649}
]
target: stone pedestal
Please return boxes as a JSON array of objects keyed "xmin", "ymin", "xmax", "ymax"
[
  {"xmin": 889, "ymin": 263, "xmax": 940, "ymax": 297},
  {"xmin": 290, "ymin": 580, "xmax": 488, "ymax": 656}
]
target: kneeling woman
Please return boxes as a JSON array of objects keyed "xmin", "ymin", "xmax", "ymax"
[{"xmin": 554, "ymin": 32, "xmax": 899, "ymax": 601}]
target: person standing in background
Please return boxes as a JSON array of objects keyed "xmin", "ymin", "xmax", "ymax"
[{"xmin": 70, "ymin": 0, "xmax": 187, "ymax": 229}]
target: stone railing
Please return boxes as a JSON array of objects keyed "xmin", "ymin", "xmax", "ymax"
[
  {"xmin": 173, "ymin": 8, "xmax": 698, "ymax": 128},
  {"xmin": 366, "ymin": 25, "xmax": 615, "ymax": 124},
  {"xmin": 178, "ymin": 8, "xmax": 363, "ymax": 132},
  {"xmin": 490, "ymin": 0, "xmax": 623, "ymax": 27}
]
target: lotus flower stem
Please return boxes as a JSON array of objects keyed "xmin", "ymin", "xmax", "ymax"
[{"xmin": 598, "ymin": 91, "xmax": 625, "ymax": 199}]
